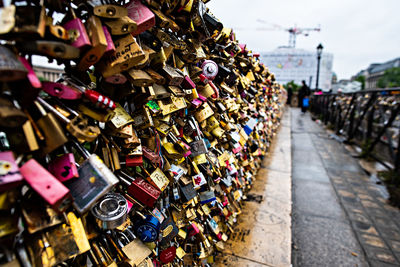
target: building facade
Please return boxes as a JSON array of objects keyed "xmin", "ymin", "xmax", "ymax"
[
  {"xmin": 353, "ymin": 57, "xmax": 400, "ymax": 89},
  {"xmin": 33, "ymin": 65, "xmax": 64, "ymax": 82},
  {"xmin": 261, "ymin": 47, "xmax": 334, "ymax": 91}
]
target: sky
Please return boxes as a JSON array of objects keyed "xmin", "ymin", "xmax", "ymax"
[{"xmin": 207, "ymin": 0, "xmax": 400, "ymax": 80}]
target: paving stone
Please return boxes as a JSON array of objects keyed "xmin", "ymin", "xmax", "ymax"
[
  {"xmin": 293, "ymin": 179, "xmax": 345, "ymax": 219},
  {"xmin": 388, "ymin": 240, "xmax": 400, "ymax": 253},
  {"xmin": 369, "ymin": 260, "xmax": 400, "ymax": 267},
  {"xmin": 352, "ymin": 221, "xmax": 379, "ymax": 236},
  {"xmin": 364, "ymin": 246, "xmax": 398, "ymax": 264},
  {"xmin": 358, "ymin": 234, "xmax": 387, "ymax": 248}
]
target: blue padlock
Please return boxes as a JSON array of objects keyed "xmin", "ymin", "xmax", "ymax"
[{"xmin": 135, "ymin": 214, "xmax": 160, "ymax": 242}]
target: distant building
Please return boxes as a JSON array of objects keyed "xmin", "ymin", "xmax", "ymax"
[
  {"xmin": 352, "ymin": 57, "xmax": 400, "ymax": 89},
  {"xmin": 33, "ymin": 65, "xmax": 63, "ymax": 82},
  {"xmin": 331, "ymin": 72, "xmax": 337, "ymax": 84},
  {"xmin": 332, "ymin": 80, "xmax": 361, "ymax": 93},
  {"xmin": 261, "ymin": 47, "xmax": 334, "ymax": 91}
]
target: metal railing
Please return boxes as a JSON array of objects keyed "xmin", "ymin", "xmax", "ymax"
[{"xmin": 311, "ymin": 88, "xmax": 400, "ymax": 173}]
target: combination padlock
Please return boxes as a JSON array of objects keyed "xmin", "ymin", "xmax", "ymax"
[{"xmin": 134, "ymin": 211, "xmax": 161, "ymax": 243}]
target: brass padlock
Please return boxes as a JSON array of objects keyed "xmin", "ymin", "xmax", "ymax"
[
  {"xmin": 96, "ymin": 34, "xmax": 145, "ymax": 77},
  {"xmin": 77, "ymin": 16, "xmax": 107, "ymax": 71}
]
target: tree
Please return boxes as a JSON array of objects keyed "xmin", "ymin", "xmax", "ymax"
[
  {"xmin": 355, "ymin": 75, "xmax": 365, "ymax": 90},
  {"xmin": 284, "ymin": 80, "xmax": 300, "ymax": 92},
  {"xmin": 377, "ymin": 67, "xmax": 400, "ymax": 88}
]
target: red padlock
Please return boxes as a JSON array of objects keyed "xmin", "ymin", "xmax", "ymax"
[{"xmin": 127, "ymin": 178, "xmax": 160, "ymax": 208}]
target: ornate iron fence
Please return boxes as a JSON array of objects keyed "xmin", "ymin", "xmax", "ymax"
[{"xmin": 311, "ymin": 88, "xmax": 400, "ymax": 172}]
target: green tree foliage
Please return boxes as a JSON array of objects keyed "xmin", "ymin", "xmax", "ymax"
[
  {"xmin": 377, "ymin": 67, "xmax": 400, "ymax": 88},
  {"xmin": 283, "ymin": 80, "xmax": 300, "ymax": 92},
  {"xmin": 355, "ymin": 75, "xmax": 365, "ymax": 90}
]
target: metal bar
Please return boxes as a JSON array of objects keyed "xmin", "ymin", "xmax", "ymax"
[
  {"xmin": 364, "ymin": 104, "xmax": 400, "ymax": 157},
  {"xmin": 349, "ymin": 93, "xmax": 377, "ymax": 140}
]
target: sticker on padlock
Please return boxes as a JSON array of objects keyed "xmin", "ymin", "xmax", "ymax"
[
  {"xmin": 65, "ymin": 154, "xmax": 119, "ymax": 214},
  {"xmin": 47, "ymin": 153, "xmax": 79, "ymax": 183},
  {"xmin": 0, "ymin": 151, "xmax": 23, "ymax": 191}
]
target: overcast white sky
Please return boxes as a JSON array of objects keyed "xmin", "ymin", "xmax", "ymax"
[{"xmin": 207, "ymin": 0, "xmax": 400, "ymax": 80}]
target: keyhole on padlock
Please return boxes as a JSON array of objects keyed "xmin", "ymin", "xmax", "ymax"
[
  {"xmin": 57, "ymin": 28, "xmax": 63, "ymax": 37},
  {"xmin": 106, "ymin": 7, "xmax": 116, "ymax": 16},
  {"xmin": 54, "ymin": 86, "xmax": 62, "ymax": 95},
  {"xmin": 87, "ymin": 54, "xmax": 98, "ymax": 63},
  {"xmin": 53, "ymin": 46, "xmax": 65, "ymax": 55},
  {"xmin": 61, "ymin": 166, "xmax": 71, "ymax": 177}
]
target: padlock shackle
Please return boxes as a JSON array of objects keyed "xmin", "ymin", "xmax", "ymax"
[{"xmin": 36, "ymin": 97, "xmax": 70, "ymax": 124}]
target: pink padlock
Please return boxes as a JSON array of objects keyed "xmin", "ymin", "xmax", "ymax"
[
  {"xmin": 181, "ymin": 75, "xmax": 196, "ymax": 89},
  {"xmin": 191, "ymin": 98, "xmax": 203, "ymax": 108},
  {"xmin": 47, "ymin": 153, "xmax": 79, "ymax": 183},
  {"xmin": 42, "ymin": 81, "xmax": 82, "ymax": 100},
  {"xmin": 18, "ymin": 57, "xmax": 41, "ymax": 89},
  {"xmin": 0, "ymin": 151, "xmax": 23, "ymax": 191},
  {"xmin": 126, "ymin": 0, "xmax": 156, "ymax": 36},
  {"xmin": 63, "ymin": 8, "xmax": 91, "ymax": 50},
  {"xmin": 102, "ymin": 26, "xmax": 116, "ymax": 54},
  {"xmin": 20, "ymin": 159, "xmax": 71, "ymax": 212}
]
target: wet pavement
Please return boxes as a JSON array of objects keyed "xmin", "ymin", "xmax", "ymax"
[
  {"xmin": 215, "ymin": 107, "xmax": 400, "ymax": 267},
  {"xmin": 215, "ymin": 108, "xmax": 292, "ymax": 267},
  {"xmin": 292, "ymin": 107, "xmax": 400, "ymax": 267}
]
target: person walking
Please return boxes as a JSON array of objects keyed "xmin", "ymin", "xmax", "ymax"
[
  {"xmin": 298, "ymin": 80, "xmax": 311, "ymax": 113},
  {"xmin": 286, "ymin": 85, "xmax": 293, "ymax": 105}
]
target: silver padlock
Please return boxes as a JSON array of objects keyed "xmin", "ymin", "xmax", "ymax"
[
  {"xmin": 189, "ymin": 116, "xmax": 208, "ymax": 157},
  {"xmin": 91, "ymin": 192, "xmax": 128, "ymax": 230}
]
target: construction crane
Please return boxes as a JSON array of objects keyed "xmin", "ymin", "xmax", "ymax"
[{"xmin": 255, "ymin": 19, "xmax": 321, "ymax": 48}]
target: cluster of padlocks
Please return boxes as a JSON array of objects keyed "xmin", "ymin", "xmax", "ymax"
[{"xmin": 0, "ymin": 0, "xmax": 284, "ymax": 266}]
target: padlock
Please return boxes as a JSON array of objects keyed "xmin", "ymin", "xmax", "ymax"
[
  {"xmin": 103, "ymin": 26, "xmax": 116, "ymax": 54},
  {"xmin": 0, "ymin": 151, "xmax": 23, "ymax": 191},
  {"xmin": 149, "ymin": 84, "xmax": 171, "ymax": 99},
  {"xmin": 0, "ymin": 4, "xmax": 15, "ymax": 35},
  {"xmin": 36, "ymin": 97, "xmax": 100, "ymax": 142},
  {"xmin": 96, "ymin": 34, "xmax": 145, "ymax": 77},
  {"xmin": 20, "ymin": 159, "xmax": 71, "ymax": 212},
  {"xmin": 13, "ymin": 5, "xmax": 46, "ymax": 38},
  {"xmin": 119, "ymin": 236, "xmax": 152, "ymax": 266},
  {"xmin": 18, "ymin": 40, "xmax": 80, "ymax": 59},
  {"xmin": 127, "ymin": 69, "xmax": 154, "ymax": 87},
  {"xmin": 77, "ymin": 15, "xmax": 107, "ymax": 71},
  {"xmin": 46, "ymin": 15, "xmax": 69, "ymax": 41},
  {"xmin": 134, "ymin": 212, "xmax": 161, "ymax": 242},
  {"xmin": 18, "ymin": 56, "xmax": 41, "ymax": 89},
  {"xmin": 90, "ymin": 1, "xmax": 128, "ymax": 18},
  {"xmin": 126, "ymin": 178, "xmax": 161, "ymax": 208},
  {"xmin": 42, "ymin": 81, "xmax": 82, "ymax": 100},
  {"xmin": 33, "ymin": 100, "xmax": 68, "ymax": 155},
  {"xmin": 47, "ymin": 152, "xmax": 79, "ymax": 183},
  {"xmin": 63, "ymin": 6, "xmax": 91, "ymax": 51},
  {"xmin": 160, "ymin": 65, "xmax": 184, "ymax": 86},
  {"xmin": 126, "ymin": 0, "xmax": 155, "ymax": 36},
  {"xmin": 104, "ymin": 16, "xmax": 137, "ymax": 35},
  {"xmin": 91, "ymin": 192, "xmax": 128, "ymax": 230},
  {"xmin": 65, "ymin": 153, "xmax": 119, "ymax": 214},
  {"xmin": 0, "ymin": 45, "xmax": 27, "ymax": 82},
  {"xmin": 189, "ymin": 117, "xmax": 208, "ymax": 156},
  {"xmin": 159, "ymin": 217, "xmax": 179, "ymax": 246},
  {"xmin": 0, "ymin": 96, "xmax": 27, "ymax": 128},
  {"xmin": 148, "ymin": 167, "xmax": 169, "ymax": 192}
]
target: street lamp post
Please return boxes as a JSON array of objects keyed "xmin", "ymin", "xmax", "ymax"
[{"xmin": 315, "ymin": 43, "xmax": 323, "ymax": 90}]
